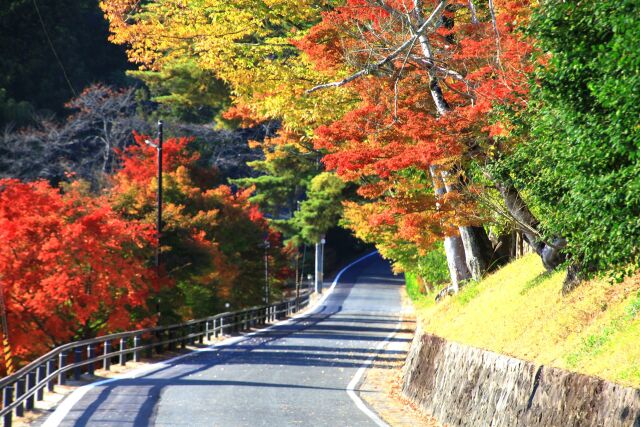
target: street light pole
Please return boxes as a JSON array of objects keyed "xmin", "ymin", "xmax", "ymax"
[
  {"xmin": 146, "ymin": 120, "xmax": 163, "ymax": 322},
  {"xmin": 156, "ymin": 120, "xmax": 163, "ymax": 273}
]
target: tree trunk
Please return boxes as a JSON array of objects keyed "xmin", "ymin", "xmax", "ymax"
[
  {"xmin": 415, "ymin": 4, "xmax": 566, "ymax": 275},
  {"xmin": 444, "ymin": 236, "xmax": 471, "ymax": 291},
  {"xmin": 431, "ymin": 166, "xmax": 471, "ymax": 290},
  {"xmin": 459, "ymin": 226, "xmax": 494, "ymax": 280},
  {"xmin": 441, "ymin": 170, "xmax": 494, "ymax": 280},
  {"xmin": 494, "ymin": 180, "xmax": 566, "ymax": 270}
]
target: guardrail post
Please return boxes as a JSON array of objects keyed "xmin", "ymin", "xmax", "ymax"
[
  {"xmin": 37, "ymin": 364, "xmax": 46, "ymax": 401},
  {"xmin": 58, "ymin": 351, "xmax": 67, "ymax": 385},
  {"xmin": 155, "ymin": 331, "xmax": 163, "ymax": 354},
  {"xmin": 119, "ymin": 338, "xmax": 126, "ymax": 366},
  {"xmin": 199, "ymin": 323, "xmax": 204, "ymax": 344},
  {"xmin": 15, "ymin": 379, "xmax": 24, "ymax": 417},
  {"xmin": 180, "ymin": 327, "xmax": 186, "ymax": 349},
  {"xmin": 25, "ymin": 371, "xmax": 36, "ymax": 410},
  {"xmin": 166, "ymin": 329, "xmax": 173, "ymax": 351},
  {"xmin": 73, "ymin": 348, "xmax": 82, "ymax": 380},
  {"xmin": 145, "ymin": 336, "xmax": 152, "ymax": 359},
  {"xmin": 87, "ymin": 344, "xmax": 95, "ymax": 376},
  {"xmin": 133, "ymin": 335, "xmax": 141, "ymax": 362},
  {"xmin": 220, "ymin": 317, "xmax": 225, "ymax": 336},
  {"xmin": 205, "ymin": 321, "xmax": 210, "ymax": 342},
  {"xmin": 103, "ymin": 340, "xmax": 111, "ymax": 371},
  {"xmin": 213, "ymin": 318, "xmax": 218, "ymax": 338},
  {"xmin": 46, "ymin": 360, "xmax": 55, "ymax": 392},
  {"xmin": 3, "ymin": 386, "xmax": 14, "ymax": 427}
]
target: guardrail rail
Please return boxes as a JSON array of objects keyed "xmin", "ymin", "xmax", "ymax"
[{"xmin": 0, "ymin": 292, "xmax": 311, "ymax": 427}]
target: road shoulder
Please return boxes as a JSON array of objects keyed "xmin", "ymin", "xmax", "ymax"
[{"xmin": 358, "ymin": 288, "xmax": 442, "ymax": 427}]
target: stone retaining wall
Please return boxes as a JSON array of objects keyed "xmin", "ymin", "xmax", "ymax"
[{"xmin": 402, "ymin": 330, "xmax": 640, "ymax": 426}]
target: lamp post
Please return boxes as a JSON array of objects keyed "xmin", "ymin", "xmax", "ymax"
[{"xmin": 145, "ymin": 120, "xmax": 163, "ymax": 320}]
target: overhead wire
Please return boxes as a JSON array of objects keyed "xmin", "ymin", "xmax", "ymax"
[{"xmin": 32, "ymin": 0, "xmax": 78, "ymax": 98}]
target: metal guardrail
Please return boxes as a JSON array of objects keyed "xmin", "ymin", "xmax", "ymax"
[{"xmin": 0, "ymin": 292, "xmax": 311, "ymax": 427}]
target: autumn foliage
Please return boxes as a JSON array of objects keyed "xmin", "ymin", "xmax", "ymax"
[
  {"xmin": 110, "ymin": 133, "xmax": 291, "ymax": 321},
  {"xmin": 0, "ymin": 131, "xmax": 292, "ymax": 369},
  {"xmin": 0, "ymin": 179, "xmax": 157, "ymax": 361},
  {"xmin": 301, "ymin": 0, "xmax": 534, "ymax": 253}
]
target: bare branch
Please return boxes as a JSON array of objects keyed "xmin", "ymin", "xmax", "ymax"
[
  {"xmin": 488, "ymin": 0, "xmax": 503, "ymax": 70},
  {"xmin": 306, "ymin": 0, "xmax": 448, "ymax": 94},
  {"xmin": 467, "ymin": 0, "xmax": 479, "ymax": 24}
]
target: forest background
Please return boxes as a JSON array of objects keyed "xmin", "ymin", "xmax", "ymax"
[{"xmin": 0, "ymin": 0, "xmax": 638, "ymax": 371}]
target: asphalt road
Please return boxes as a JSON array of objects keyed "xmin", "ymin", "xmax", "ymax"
[{"xmin": 45, "ymin": 253, "xmax": 407, "ymax": 427}]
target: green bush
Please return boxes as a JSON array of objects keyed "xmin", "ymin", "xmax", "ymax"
[
  {"xmin": 404, "ymin": 242, "xmax": 450, "ymax": 294},
  {"xmin": 498, "ymin": 0, "xmax": 640, "ymax": 278}
]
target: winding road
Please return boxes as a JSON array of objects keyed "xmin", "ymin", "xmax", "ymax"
[{"xmin": 43, "ymin": 253, "xmax": 407, "ymax": 427}]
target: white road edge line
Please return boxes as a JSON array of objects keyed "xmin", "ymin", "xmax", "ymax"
[
  {"xmin": 43, "ymin": 251, "xmax": 379, "ymax": 427},
  {"xmin": 346, "ymin": 317, "xmax": 401, "ymax": 427}
]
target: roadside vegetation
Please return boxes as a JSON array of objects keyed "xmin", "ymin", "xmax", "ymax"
[{"xmin": 407, "ymin": 254, "xmax": 640, "ymax": 387}]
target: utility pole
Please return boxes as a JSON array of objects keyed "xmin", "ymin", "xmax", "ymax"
[
  {"xmin": 314, "ymin": 235, "xmax": 325, "ymax": 294},
  {"xmin": 295, "ymin": 201, "xmax": 301, "ymax": 308},
  {"xmin": 146, "ymin": 120, "xmax": 163, "ymax": 321},
  {"xmin": 156, "ymin": 120, "xmax": 163, "ymax": 273}
]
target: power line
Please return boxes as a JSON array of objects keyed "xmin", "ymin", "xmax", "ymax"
[{"xmin": 32, "ymin": 0, "xmax": 78, "ymax": 98}]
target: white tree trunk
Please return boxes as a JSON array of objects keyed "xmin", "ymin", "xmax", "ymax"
[
  {"xmin": 430, "ymin": 166, "xmax": 471, "ymax": 290},
  {"xmin": 442, "ymin": 171, "xmax": 492, "ymax": 280}
]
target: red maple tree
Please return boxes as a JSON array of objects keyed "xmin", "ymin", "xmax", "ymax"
[{"xmin": 0, "ymin": 179, "xmax": 158, "ymax": 363}]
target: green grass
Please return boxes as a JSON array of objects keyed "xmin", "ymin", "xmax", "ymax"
[
  {"xmin": 405, "ymin": 273, "xmax": 437, "ymax": 310},
  {"xmin": 408, "ymin": 254, "xmax": 640, "ymax": 387},
  {"xmin": 457, "ymin": 280, "xmax": 481, "ymax": 306}
]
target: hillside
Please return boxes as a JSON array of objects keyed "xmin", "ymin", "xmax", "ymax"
[{"xmin": 407, "ymin": 255, "xmax": 640, "ymax": 387}]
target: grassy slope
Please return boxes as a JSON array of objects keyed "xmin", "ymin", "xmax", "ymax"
[{"xmin": 408, "ymin": 254, "xmax": 640, "ymax": 387}]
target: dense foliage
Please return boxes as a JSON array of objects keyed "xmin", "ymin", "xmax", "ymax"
[
  {"xmin": 498, "ymin": 0, "xmax": 640, "ymax": 278},
  {"xmin": 0, "ymin": 132, "xmax": 292, "ymax": 369},
  {"xmin": 1, "ymin": 0, "xmax": 639, "ymax": 371},
  {"xmin": 110, "ymin": 133, "xmax": 293, "ymax": 321},
  {"xmin": 0, "ymin": 179, "xmax": 157, "ymax": 359},
  {"xmin": 100, "ymin": 0, "xmax": 640, "ymax": 286}
]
